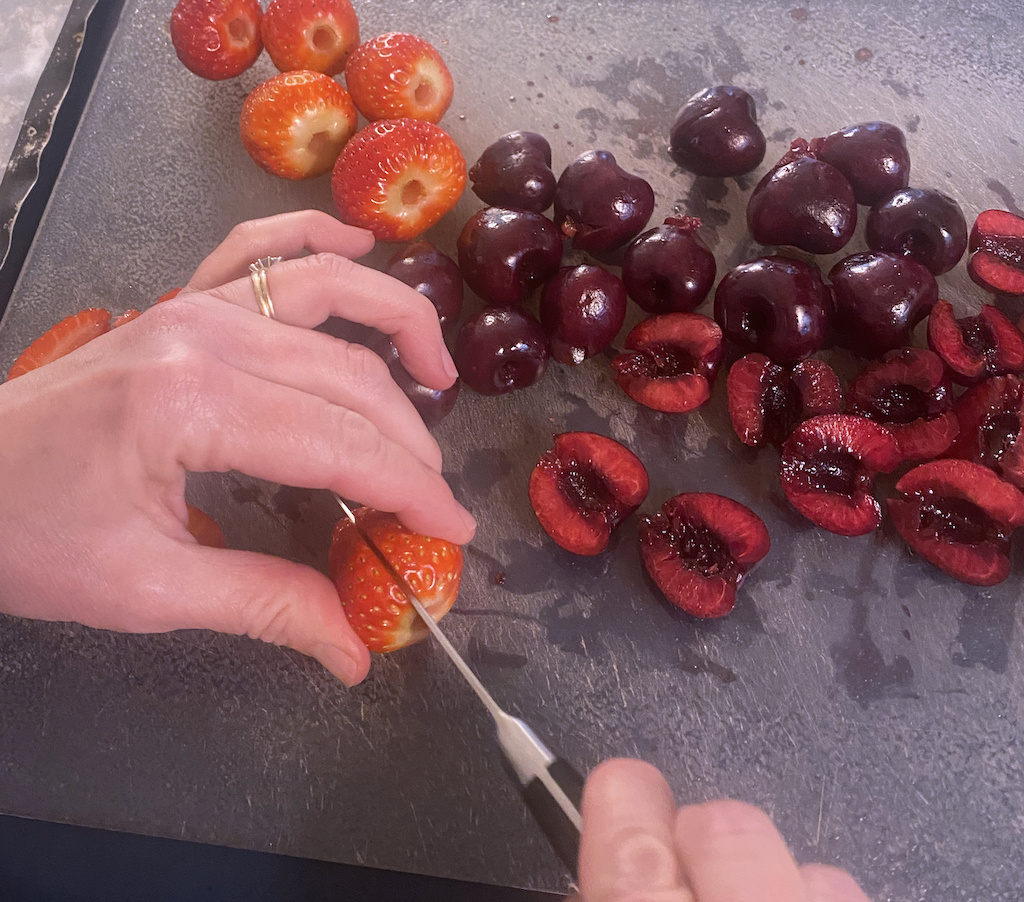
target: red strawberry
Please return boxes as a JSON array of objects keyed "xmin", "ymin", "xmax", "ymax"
[
  {"xmin": 331, "ymin": 118, "xmax": 466, "ymax": 242},
  {"xmin": 7, "ymin": 308, "xmax": 112, "ymax": 380},
  {"xmin": 261, "ymin": 0, "xmax": 360, "ymax": 76},
  {"xmin": 329, "ymin": 508, "xmax": 463, "ymax": 653},
  {"xmin": 344, "ymin": 32, "xmax": 454, "ymax": 123},
  {"xmin": 113, "ymin": 309, "xmax": 143, "ymax": 327},
  {"xmin": 240, "ymin": 70, "xmax": 358, "ymax": 180},
  {"xmin": 156, "ymin": 288, "xmax": 183, "ymax": 303},
  {"xmin": 170, "ymin": 0, "xmax": 263, "ymax": 81},
  {"xmin": 186, "ymin": 505, "xmax": 228, "ymax": 548}
]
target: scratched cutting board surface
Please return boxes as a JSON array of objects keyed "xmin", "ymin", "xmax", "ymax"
[{"xmin": 1, "ymin": 1, "xmax": 1023, "ymax": 898}]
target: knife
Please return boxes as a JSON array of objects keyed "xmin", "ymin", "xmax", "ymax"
[{"xmin": 334, "ymin": 495, "xmax": 585, "ymax": 878}]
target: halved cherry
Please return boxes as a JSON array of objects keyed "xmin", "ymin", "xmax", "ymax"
[
  {"xmin": 946, "ymin": 375, "xmax": 1024, "ymax": 489},
  {"xmin": 529, "ymin": 432, "xmax": 649, "ymax": 555},
  {"xmin": 727, "ymin": 354, "xmax": 842, "ymax": 448},
  {"xmin": 967, "ymin": 209, "xmax": 1024, "ymax": 296},
  {"xmin": 888, "ymin": 459, "xmax": 1024, "ymax": 586},
  {"xmin": 779, "ymin": 414, "xmax": 901, "ymax": 536},
  {"xmin": 611, "ymin": 313, "xmax": 724, "ymax": 413},
  {"xmin": 846, "ymin": 347, "xmax": 958, "ymax": 462},
  {"xmin": 926, "ymin": 298, "xmax": 1024, "ymax": 385},
  {"xmin": 639, "ymin": 492, "xmax": 770, "ymax": 618}
]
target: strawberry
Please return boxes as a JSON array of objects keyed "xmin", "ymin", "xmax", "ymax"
[
  {"xmin": 328, "ymin": 508, "xmax": 463, "ymax": 654},
  {"xmin": 156, "ymin": 288, "xmax": 183, "ymax": 303},
  {"xmin": 344, "ymin": 32, "xmax": 454, "ymax": 123},
  {"xmin": 170, "ymin": 0, "xmax": 264, "ymax": 81},
  {"xmin": 331, "ymin": 118, "xmax": 466, "ymax": 242},
  {"xmin": 7, "ymin": 308, "xmax": 112, "ymax": 380},
  {"xmin": 240, "ymin": 70, "xmax": 358, "ymax": 180},
  {"xmin": 261, "ymin": 0, "xmax": 360, "ymax": 76}
]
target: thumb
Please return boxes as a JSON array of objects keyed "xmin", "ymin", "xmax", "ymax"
[{"xmin": 161, "ymin": 545, "xmax": 371, "ymax": 686}]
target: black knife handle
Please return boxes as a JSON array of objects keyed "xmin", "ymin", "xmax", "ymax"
[{"xmin": 521, "ymin": 758, "xmax": 586, "ymax": 879}]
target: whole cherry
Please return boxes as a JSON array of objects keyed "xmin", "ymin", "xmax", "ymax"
[{"xmin": 667, "ymin": 85, "xmax": 766, "ymax": 178}]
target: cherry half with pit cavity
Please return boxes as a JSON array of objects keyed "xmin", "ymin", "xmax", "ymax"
[
  {"xmin": 529, "ymin": 432, "xmax": 649, "ymax": 555},
  {"xmin": 947, "ymin": 375, "xmax": 1024, "ymax": 490},
  {"xmin": 926, "ymin": 298, "xmax": 1024, "ymax": 386},
  {"xmin": 779, "ymin": 413, "xmax": 901, "ymax": 536},
  {"xmin": 888, "ymin": 459, "xmax": 1024, "ymax": 586},
  {"xmin": 639, "ymin": 492, "xmax": 771, "ymax": 619},
  {"xmin": 967, "ymin": 209, "xmax": 1024, "ymax": 296}
]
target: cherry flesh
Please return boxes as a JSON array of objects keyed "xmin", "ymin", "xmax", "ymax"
[
  {"xmin": 927, "ymin": 298, "xmax": 1024, "ymax": 386},
  {"xmin": 667, "ymin": 85, "xmax": 766, "ymax": 178},
  {"xmin": 948, "ymin": 375, "xmax": 1024, "ymax": 490},
  {"xmin": 967, "ymin": 209, "xmax": 1024, "ymax": 295}
]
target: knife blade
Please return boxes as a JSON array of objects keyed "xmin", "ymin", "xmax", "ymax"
[{"xmin": 333, "ymin": 495, "xmax": 584, "ymax": 878}]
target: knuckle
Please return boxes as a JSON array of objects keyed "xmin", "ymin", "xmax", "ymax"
[
  {"xmin": 341, "ymin": 341, "xmax": 391, "ymax": 389},
  {"xmin": 686, "ymin": 799, "xmax": 779, "ymax": 850},
  {"xmin": 310, "ymin": 250, "xmax": 358, "ymax": 284}
]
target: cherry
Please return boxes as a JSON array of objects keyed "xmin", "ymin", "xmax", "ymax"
[
  {"xmin": 454, "ymin": 306, "xmax": 549, "ymax": 395},
  {"xmin": 553, "ymin": 150, "xmax": 655, "ymax": 254},
  {"xmin": 927, "ymin": 298, "xmax": 1024, "ymax": 386},
  {"xmin": 457, "ymin": 207, "xmax": 563, "ymax": 305},
  {"xmin": 888, "ymin": 459, "xmax": 1024, "ymax": 586},
  {"xmin": 828, "ymin": 251, "xmax": 938, "ymax": 358},
  {"xmin": 539, "ymin": 265, "xmax": 627, "ymax": 365},
  {"xmin": 779, "ymin": 414, "xmax": 901, "ymax": 536},
  {"xmin": 865, "ymin": 187, "xmax": 968, "ymax": 275},
  {"xmin": 846, "ymin": 347, "xmax": 958, "ymax": 462},
  {"xmin": 468, "ymin": 131, "xmax": 557, "ymax": 214},
  {"xmin": 611, "ymin": 313, "xmax": 724, "ymax": 413},
  {"xmin": 529, "ymin": 432, "xmax": 649, "ymax": 555},
  {"xmin": 639, "ymin": 492, "xmax": 771, "ymax": 619},
  {"xmin": 746, "ymin": 139, "xmax": 857, "ymax": 255},
  {"xmin": 809, "ymin": 121, "xmax": 911, "ymax": 206},
  {"xmin": 667, "ymin": 85, "xmax": 766, "ymax": 178},
  {"xmin": 713, "ymin": 255, "xmax": 831, "ymax": 364},
  {"xmin": 621, "ymin": 217, "xmax": 717, "ymax": 314},
  {"xmin": 726, "ymin": 354, "xmax": 842, "ymax": 448},
  {"xmin": 386, "ymin": 241, "xmax": 463, "ymax": 332},
  {"xmin": 373, "ymin": 338, "xmax": 460, "ymax": 428},
  {"xmin": 967, "ymin": 209, "xmax": 1024, "ymax": 295},
  {"xmin": 947, "ymin": 375, "xmax": 1024, "ymax": 490}
]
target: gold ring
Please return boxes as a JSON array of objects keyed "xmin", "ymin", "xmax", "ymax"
[{"xmin": 249, "ymin": 256, "xmax": 282, "ymax": 319}]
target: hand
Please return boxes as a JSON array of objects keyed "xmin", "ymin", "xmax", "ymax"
[
  {"xmin": 0, "ymin": 210, "xmax": 475, "ymax": 686},
  {"xmin": 574, "ymin": 759, "xmax": 870, "ymax": 902}
]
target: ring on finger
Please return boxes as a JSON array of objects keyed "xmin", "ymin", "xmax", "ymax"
[{"xmin": 249, "ymin": 255, "xmax": 282, "ymax": 319}]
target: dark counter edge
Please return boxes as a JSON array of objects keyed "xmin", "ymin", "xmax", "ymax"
[{"xmin": 0, "ymin": 3, "xmax": 560, "ymax": 898}]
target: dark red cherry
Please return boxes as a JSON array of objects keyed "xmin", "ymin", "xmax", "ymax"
[
  {"xmin": 747, "ymin": 139, "xmax": 857, "ymax": 255},
  {"xmin": 667, "ymin": 85, "xmax": 766, "ymax": 178},
  {"xmin": 866, "ymin": 187, "xmax": 968, "ymax": 275},
  {"xmin": 386, "ymin": 241, "xmax": 464, "ymax": 331},
  {"xmin": 553, "ymin": 150, "xmax": 655, "ymax": 254},
  {"xmin": 457, "ymin": 207, "xmax": 563, "ymax": 305},
  {"xmin": 713, "ymin": 255, "xmax": 831, "ymax": 364},
  {"xmin": 373, "ymin": 338, "xmax": 460, "ymax": 428},
  {"xmin": 468, "ymin": 131, "xmax": 557, "ymax": 214},
  {"xmin": 529, "ymin": 432, "xmax": 649, "ymax": 555},
  {"xmin": 927, "ymin": 298, "xmax": 1024, "ymax": 386},
  {"xmin": 639, "ymin": 492, "xmax": 771, "ymax": 618},
  {"xmin": 539, "ymin": 265, "xmax": 627, "ymax": 365},
  {"xmin": 809, "ymin": 122, "xmax": 910, "ymax": 206},
  {"xmin": 828, "ymin": 252, "xmax": 938, "ymax": 358},
  {"xmin": 621, "ymin": 217, "xmax": 717, "ymax": 314},
  {"xmin": 454, "ymin": 306, "xmax": 549, "ymax": 395}
]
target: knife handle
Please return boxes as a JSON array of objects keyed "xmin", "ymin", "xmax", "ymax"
[{"xmin": 521, "ymin": 758, "xmax": 585, "ymax": 879}]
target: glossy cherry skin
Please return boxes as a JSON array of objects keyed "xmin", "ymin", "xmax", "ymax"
[
  {"xmin": 374, "ymin": 338, "xmax": 460, "ymax": 428},
  {"xmin": 713, "ymin": 255, "xmax": 831, "ymax": 364},
  {"xmin": 468, "ymin": 131, "xmax": 556, "ymax": 213},
  {"xmin": 810, "ymin": 122, "xmax": 910, "ymax": 206},
  {"xmin": 457, "ymin": 207, "xmax": 564, "ymax": 305},
  {"xmin": 553, "ymin": 150, "xmax": 655, "ymax": 254},
  {"xmin": 540, "ymin": 265, "xmax": 627, "ymax": 365},
  {"xmin": 622, "ymin": 217, "xmax": 717, "ymax": 314},
  {"xmin": 454, "ymin": 306, "xmax": 549, "ymax": 395},
  {"xmin": 866, "ymin": 187, "xmax": 968, "ymax": 275},
  {"xmin": 667, "ymin": 85, "xmax": 766, "ymax": 177},
  {"xmin": 829, "ymin": 252, "xmax": 939, "ymax": 358},
  {"xmin": 386, "ymin": 241, "xmax": 464, "ymax": 331}
]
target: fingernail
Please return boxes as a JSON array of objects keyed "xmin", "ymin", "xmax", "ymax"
[
  {"xmin": 457, "ymin": 504, "xmax": 477, "ymax": 539},
  {"xmin": 315, "ymin": 642, "xmax": 365, "ymax": 687},
  {"xmin": 441, "ymin": 345, "xmax": 459, "ymax": 381},
  {"xmin": 612, "ymin": 833, "xmax": 680, "ymax": 892}
]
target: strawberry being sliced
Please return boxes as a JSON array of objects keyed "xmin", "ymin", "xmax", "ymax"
[
  {"xmin": 240, "ymin": 70, "xmax": 358, "ymax": 180},
  {"xmin": 331, "ymin": 118, "xmax": 466, "ymax": 242},
  {"xmin": 170, "ymin": 0, "xmax": 264, "ymax": 81},
  {"xmin": 261, "ymin": 0, "xmax": 360, "ymax": 76},
  {"xmin": 7, "ymin": 308, "xmax": 112, "ymax": 380},
  {"xmin": 344, "ymin": 32, "xmax": 454, "ymax": 123},
  {"xmin": 329, "ymin": 507, "xmax": 463, "ymax": 653}
]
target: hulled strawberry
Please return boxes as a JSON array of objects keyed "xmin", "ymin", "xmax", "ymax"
[
  {"xmin": 344, "ymin": 32, "xmax": 454, "ymax": 123},
  {"xmin": 329, "ymin": 508, "xmax": 463, "ymax": 653},
  {"xmin": 331, "ymin": 118, "xmax": 466, "ymax": 241},
  {"xmin": 240, "ymin": 70, "xmax": 358, "ymax": 180},
  {"xmin": 261, "ymin": 0, "xmax": 360, "ymax": 76},
  {"xmin": 7, "ymin": 308, "xmax": 113, "ymax": 380},
  {"xmin": 170, "ymin": 0, "xmax": 263, "ymax": 81}
]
